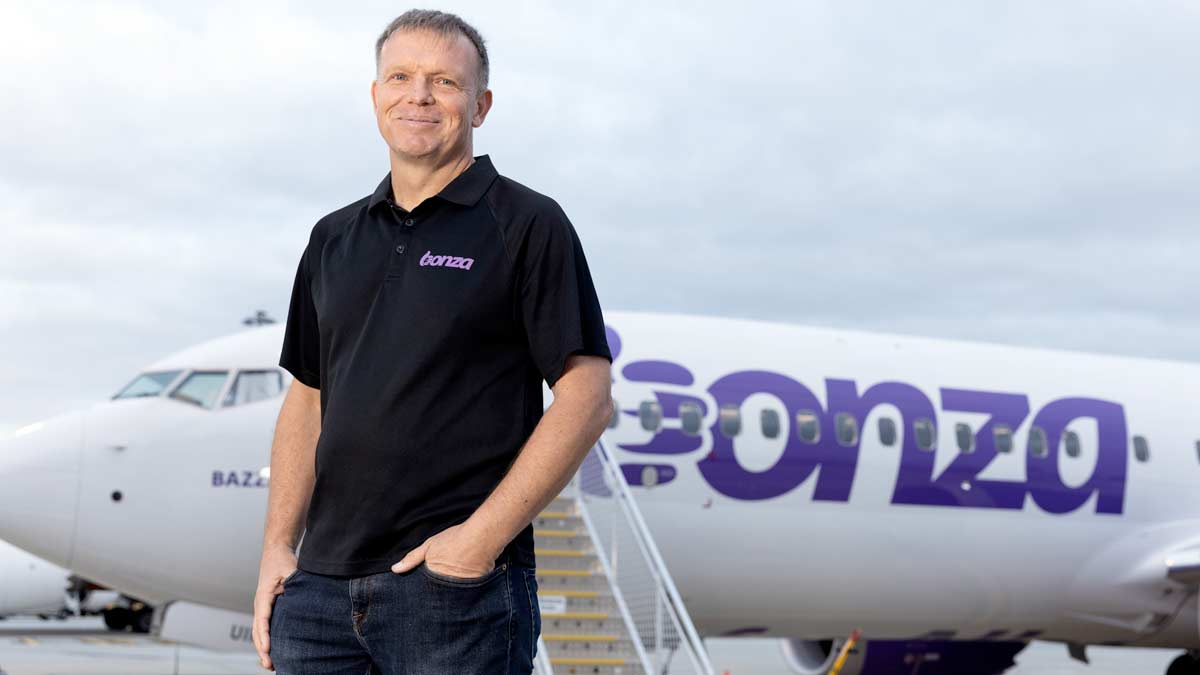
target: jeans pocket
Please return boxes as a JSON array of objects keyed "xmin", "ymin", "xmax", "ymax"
[
  {"xmin": 280, "ymin": 568, "xmax": 302, "ymax": 588},
  {"xmin": 419, "ymin": 561, "xmax": 508, "ymax": 587}
]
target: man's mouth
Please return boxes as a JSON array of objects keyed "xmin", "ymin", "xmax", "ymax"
[{"xmin": 397, "ymin": 117, "xmax": 439, "ymax": 125}]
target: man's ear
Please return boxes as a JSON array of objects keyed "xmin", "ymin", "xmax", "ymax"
[
  {"xmin": 472, "ymin": 89, "xmax": 493, "ymax": 128},
  {"xmin": 370, "ymin": 79, "xmax": 379, "ymax": 113}
]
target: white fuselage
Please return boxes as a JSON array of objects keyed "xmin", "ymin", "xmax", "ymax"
[{"xmin": 1, "ymin": 311, "xmax": 1197, "ymax": 649}]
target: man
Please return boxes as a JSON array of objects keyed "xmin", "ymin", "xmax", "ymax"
[{"xmin": 251, "ymin": 9, "xmax": 613, "ymax": 674}]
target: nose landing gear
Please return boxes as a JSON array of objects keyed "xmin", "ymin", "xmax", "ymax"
[{"xmin": 102, "ymin": 600, "xmax": 154, "ymax": 633}]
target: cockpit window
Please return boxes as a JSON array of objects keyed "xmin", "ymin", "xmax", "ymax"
[
  {"xmin": 223, "ymin": 370, "xmax": 284, "ymax": 407},
  {"xmin": 169, "ymin": 371, "xmax": 229, "ymax": 408},
  {"xmin": 113, "ymin": 370, "xmax": 184, "ymax": 399}
]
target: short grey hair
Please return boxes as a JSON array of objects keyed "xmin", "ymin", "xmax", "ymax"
[{"xmin": 374, "ymin": 10, "xmax": 489, "ymax": 94}]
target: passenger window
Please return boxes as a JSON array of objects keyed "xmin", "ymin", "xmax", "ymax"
[
  {"xmin": 878, "ymin": 418, "xmax": 897, "ymax": 446},
  {"xmin": 761, "ymin": 409, "xmax": 781, "ymax": 439},
  {"xmin": 169, "ymin": 371, "xmax": 229, "ymax": 409},
  {"xmin": 719, "ymin": 404, "xmax": 741, "ymax": 437},
  {"xmin": 607, "ymin": 398, "xmax": 619, "ymax": 428},
  {"xmin": 113, "ymin": 370, "xmax": 183, "ymax": 399},
  {"xmin": 679, "ymin": 402, "xmax": 703, "ymax": 436},
  {"xmin": 1029, "ymin": 426, "xmax": 1048, "ymax": 458},
  {"xmin": 994, "ymin": 424, "xmax": 1013, "ymax": 453},
  {"xmin": 796, "ymin": 410, "xmax": 820, "ymax": 444},
  {"xmin": 1063, "ymin": 430, "xmax": 1081, "ymax": 458},
  {"xmin": 914, "ymin": 418, "xmax": 936, "ymax": 451},
  {"xmin": 223, "ymin": 370, "xmax": 283, "ymax": 407},
  {"xmin": 835, "ymin": 413, "xmax": 859, "ymax": 447},
  {"xmin": 640, "ymin": 465, "xmax": 660, "ymax": 487},
  {"xmin": 1133, "ymin": 435, "xmax": 1150, "ymax": 463},
  {"xmin": 638, "ymin": 400, "xmax": 662, "ymax": 432},
  {"xmin": 955, "ymin": 423, "xmax": 974, "ymax": 453},
  {"xmin": 1195, "ymin": 440, "xmax": 1200, "ymax": 465}
]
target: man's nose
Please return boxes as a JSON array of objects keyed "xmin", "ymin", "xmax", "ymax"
[
  {"xmin": 405, "ymin": 79, "xmax": 434, "ymax": 104},
  {"xmin": 0, "ymin": 410, "xmax": 83, "ymax": 567}
]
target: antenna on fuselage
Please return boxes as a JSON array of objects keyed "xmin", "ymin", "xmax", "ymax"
[{"xmin": 242, "ymin": 309, "xmax": 276, "ymax": 326}]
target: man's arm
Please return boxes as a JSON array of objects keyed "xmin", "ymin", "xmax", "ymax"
[
  {"xmin": 262, "ymin": 379, "xmax": 321, "ymax": 553},
  {"xmin": 460, "ymin": 353, "xmax": 613, "ymax": 562},
  {"xmin": 253, "ymin": 378, "xmax": 321, "ymax": 671}
]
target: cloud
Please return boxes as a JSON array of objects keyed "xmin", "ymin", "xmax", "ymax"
[{"xmin": 1, "ymin": 0, "xmax": 1198, "ymax": 430}]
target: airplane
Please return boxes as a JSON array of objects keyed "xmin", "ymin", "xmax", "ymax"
[
  {"xmin": 0, "ymin": 538, "xmax": 74, "ymax": 619},
  {"xmin": 1, "ymin": 310, "xmax": 1198, "ymax": 675}
]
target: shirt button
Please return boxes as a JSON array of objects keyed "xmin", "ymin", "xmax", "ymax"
[
  {"xmin": 395, "ymin": 244, "xmax": 405, "ymax": 254},
  {"xmin": 404, "ymin": 218, "xmax": 415, "ymax": 227}
]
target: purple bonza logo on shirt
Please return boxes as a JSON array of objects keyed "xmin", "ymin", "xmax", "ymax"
[{"xmin": 419, "ymin": 250, "xmax": 474, "ymax": 270}]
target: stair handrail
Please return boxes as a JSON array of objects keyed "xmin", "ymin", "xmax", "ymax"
[
  {"xmin": 571, "ymin": 474, "xmax": 659, "ymax": 672},
  {"xmin": 589, "ymin": 438, "xmax": 717, "ymax": 675}
]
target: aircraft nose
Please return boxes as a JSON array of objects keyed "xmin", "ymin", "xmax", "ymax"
[{"xmin": 0, "ymin": 410, "xmax": 83, "ymax": 566}]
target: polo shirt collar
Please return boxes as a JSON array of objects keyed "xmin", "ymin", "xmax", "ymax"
[{"xmin": 368, "ymin": 155, "xmax": 499, "ymax": 212}]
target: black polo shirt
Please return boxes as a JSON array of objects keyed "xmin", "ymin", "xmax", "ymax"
[{"xmin": 278, "ymin": 154, "xmax": 611, "ymax": 577}]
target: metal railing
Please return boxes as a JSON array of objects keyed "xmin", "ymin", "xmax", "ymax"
[{"xmin": 566, "ymin": 439, "xmax": 716, "ymax": 675}]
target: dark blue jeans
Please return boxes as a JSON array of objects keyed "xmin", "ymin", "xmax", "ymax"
[{"xmin": 269, "ymin": 551, "xmax": 541, "ymax": 674}]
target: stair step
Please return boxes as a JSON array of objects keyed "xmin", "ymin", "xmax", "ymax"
[
  {"xmin": 534, "ymin": 528, "xmax": 583, "ymax": 537},
  {"xmin": 534, "ymin": 550, "xmax": 598, "ymax": 572},
  {"xmin": 541, "ymin": 615, "xmax": 628, "ymax": 634},
  {"xmin": 535, "ymin": 570, "xmax": 611, "ymax": 592},
  {"xmin": 535, "ymin": 548, "xmax": 592, "ymax": 557},
  {"xmin": 546, "ymin": 663, "xmax": 645, "ymax": 675},
  {"xmin": 534, "ymin": 535, "xmax": 594, "ymax": 553},
  {"xmin": 537, "ymin": 593, "xmax": 619, "ymax": 614},
  {"xmin": 545, "ymin": 637, "xmax": 642, "ymax": 660},
  {"xmin": 540, "ymin": 590, "xmax": 602, "ymax": 598},
  {"xmin": 543, "ymin": 634, "xmax": 622, "ymax": 642},
  {"xmin": 535, "ymin": 549, "xmax": 597, "ymax": 565},
  {"xmin": 542, "ymin": 611, "xmax": 611, "ymax": 619},
  {"xmin": 551, "ymin": 657, "xmax": 638, "ymax": 665}
]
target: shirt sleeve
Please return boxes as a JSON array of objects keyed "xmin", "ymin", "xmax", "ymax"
[
  {"xmin": 517, "ymin": 203, "xmax": 612, "ymax": 388},
  {"xmin": 279, "ymin": 243, "xmax": 321, "ymax": 389}
]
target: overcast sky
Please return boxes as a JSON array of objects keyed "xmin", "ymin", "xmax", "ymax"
[{"xmin": 2, "ymin": 1, "xmax": 1198, "ymax": 434}]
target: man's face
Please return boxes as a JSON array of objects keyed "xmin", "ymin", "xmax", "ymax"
[{"xmin": 371, "ymin": 29, "xmax": 492, "ymax": 163}]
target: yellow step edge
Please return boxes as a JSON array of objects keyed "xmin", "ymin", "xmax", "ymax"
[
  {"xmin": 533, "ymin": 528, "xmax": 582, "ymax": 537},
  {"xmin": 534, "ymin": 548, "xmax": 592, "ymax": 557},
  {"xmin": 535, "ymin": 569, "xmax": 595, "ymax": 576},
  {"xmin": 537, "ymin": 589, "xmax": 600, "ymax": 598},
  {"xmin": 542, "ymin": 634, "xmax": 621, "ymax": 641},
  {"xmin": 542, "ymin": 611, "xmax": 610, "ymax": 619},
  {"xmin": 551, "ymin": 657, "xmax": 632, "ymax": 665}
]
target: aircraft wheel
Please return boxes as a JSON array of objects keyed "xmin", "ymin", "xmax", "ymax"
[
  {"xmin": 133, "ymin": 607, "xmax": 153, "ymax": 634},
  {"xmin": 102, "ymin": 607, "xmax": 129, "ymax": 631},
  {"xmin": 1166, "ymin": 653, "xmax": 1200, "ymax": 675}
]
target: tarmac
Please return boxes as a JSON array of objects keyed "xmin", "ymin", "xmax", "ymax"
[{"xmin": 0, "ymin": 616, "xmax": 1187, "ymax": 675}]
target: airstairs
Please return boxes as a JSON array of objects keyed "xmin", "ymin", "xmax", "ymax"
[{"xmin": 530, "ymin": 441, "xmax": 716, "ymax": 675}]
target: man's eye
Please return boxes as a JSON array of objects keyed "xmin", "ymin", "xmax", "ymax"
[
  {"xmin": 437, "ymin": 78, "xmax": 455, "ymax": 86},
  {"xmin": 391, "ymin": 73, "xmax": 406, "ymax": 80}
]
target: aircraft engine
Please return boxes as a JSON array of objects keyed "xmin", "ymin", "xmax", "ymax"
[{"xmin": 780, "ymin": 638, "xmax": 1028, "ymax": 675}]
